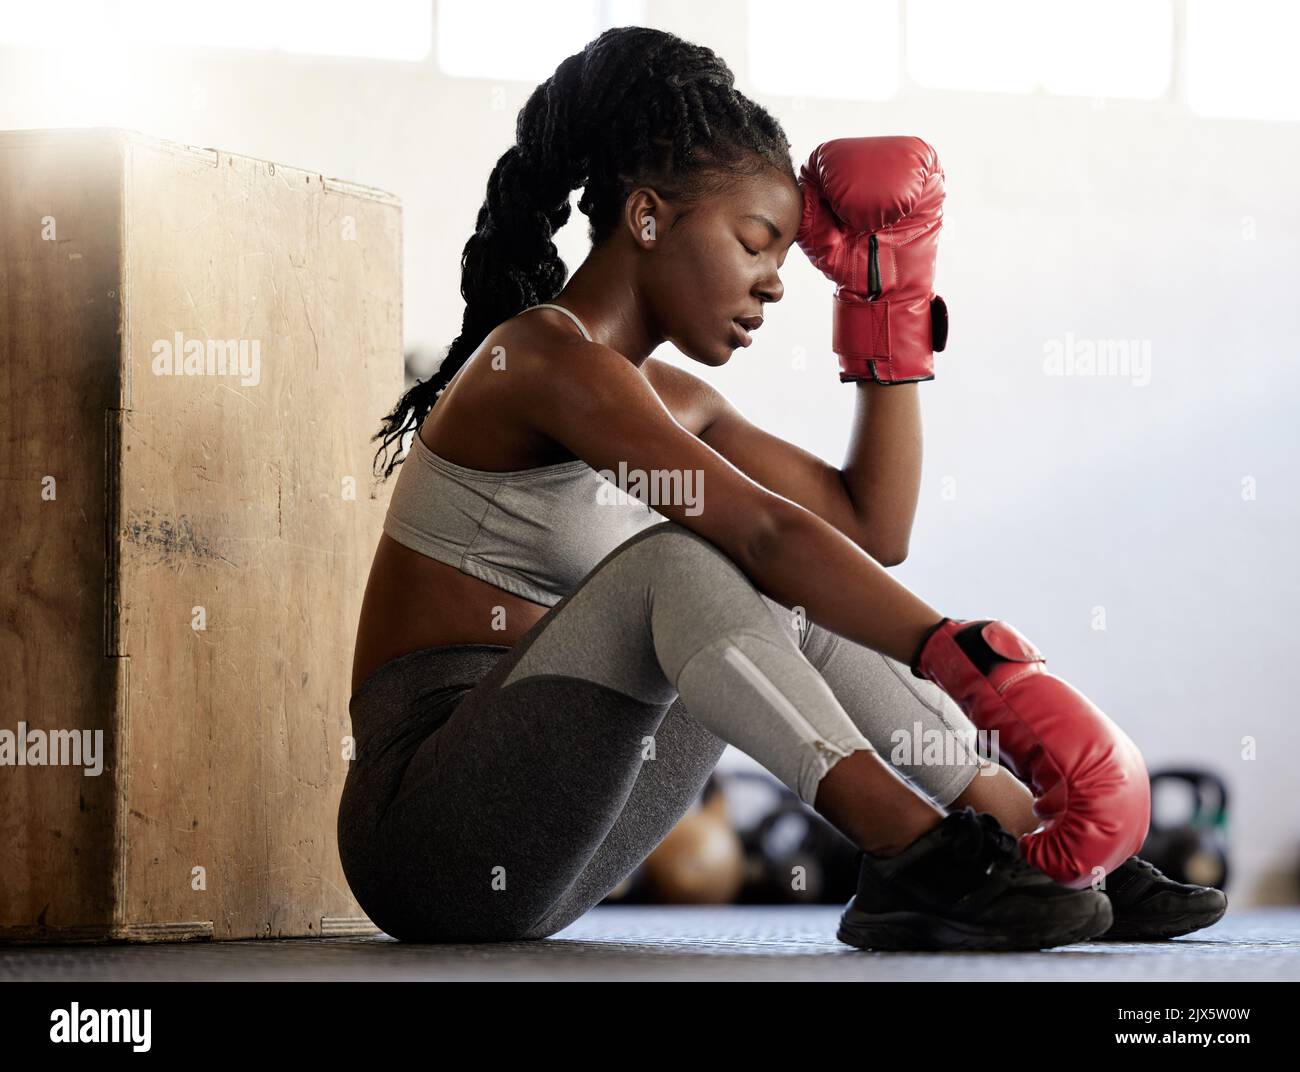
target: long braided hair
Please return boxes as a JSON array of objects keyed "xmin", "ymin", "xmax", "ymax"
[{"xmin": 371, "ymin": 26, "xmax": 796, "ymax": 480}]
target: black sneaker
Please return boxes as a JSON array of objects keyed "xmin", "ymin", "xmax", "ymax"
[
  {"xmin": 1090, "ymin": 856, "xmax": 1228, "ymax": 941},
  {"xmin": 837, "ymin": 807, "xmax": 1113, "ymax": 951}
]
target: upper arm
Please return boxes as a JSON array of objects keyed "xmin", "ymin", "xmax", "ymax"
[
  {"xmin": 683, "ymin": 371, "xmax": 914, "ymax": 566},
  {"xmin": 689, "ymin": 378, "xmax": 885, "ymax": 558},
  {"xmin": 520, "ymin": 343, "xmax": 794, "ymax": 569},
  {"xmin": 700, "ymin": 391, "xmax": 860, "ymax": 531}
]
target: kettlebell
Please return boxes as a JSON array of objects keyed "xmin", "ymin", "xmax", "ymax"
[
  {"xmin": 727, "ymin": 770, "xmax": 860, "ymax": 904},
  {"xmin": 640, "ymin": 773, "xmax": 746, "ymax": 904},
  {"xmin": 1138, "ymin": 768, "xmax": 1230, "ymax": 891}
]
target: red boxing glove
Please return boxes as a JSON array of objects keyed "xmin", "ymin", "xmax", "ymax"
[
  {"xmin": 797, "ymin": 136, "xmax": 948, "ymax": 384},
  {"xmin": 912, "ymin": 618, "xmax": 1150, "ymax": 888}
]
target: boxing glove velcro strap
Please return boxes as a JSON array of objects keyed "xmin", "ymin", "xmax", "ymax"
[
  {"xmin": 832, "ymin": 292, "xmax": 943, "ymax": 384},
  {"xmin": 953, "ymin": 621, "xmax": 1046, "ymax": 677},
  {"xmin": 832, "ymin": 294, "xmax": 890, "ymax": 366}
]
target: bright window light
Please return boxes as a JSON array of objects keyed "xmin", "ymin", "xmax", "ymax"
[
  {"xmin": 907, "ymin": 0, "xmax": 1172, "ymax": 99},
  {"xmin": 1188, "ymin": 0, "xmax": 1300, "ymax": 121},
  {"xmin": 1038, "ymin": 1, "xmax": 1171, "ymax": 98},
  {"xmin": 436, "ymin": 0, "xmax": 647, "ymax": 81},
  {"xmin": 748, "ymin": 0, "xmax": 899, "ymax": 100},
  {"xmin": 907, "ymin": 0, "xmax": 1038, "ymax": 92},
  {"xmin": 0, "ymin": 0, "xmax": 434, "ymax": 62}
]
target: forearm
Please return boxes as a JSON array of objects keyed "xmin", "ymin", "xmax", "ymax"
[
  {"xmin": 839, "ymin": 381, "xmax": 923, "ymax": 562},
  {"xmin": 744, "ymin": 503, "xmax": 942, "ymax": 665}
]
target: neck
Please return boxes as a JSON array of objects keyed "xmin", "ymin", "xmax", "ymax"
[{"xmin": 550, "ymin": 242, "xmax": 663, "ymax": 366}]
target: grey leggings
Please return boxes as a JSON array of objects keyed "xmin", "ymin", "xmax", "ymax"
[{"xmin": 338, "ymin": 521, "xmax": 984, "ymax": 942}]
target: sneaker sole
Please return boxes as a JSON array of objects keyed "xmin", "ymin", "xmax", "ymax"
[
  {"xmin": 837, "ymin": 896, "xmax": 1114, "ymax": 952},
  {"xmin": 1090, "ymin": 900, "xmax": 1228, "ymax": 942}
]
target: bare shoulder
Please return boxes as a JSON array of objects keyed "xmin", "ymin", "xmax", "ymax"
[
  {"xmin": 454, "ymin": 310, "xmax": 615, "ymax": 420},
  {"xmin": 487, "ymin": 309, "xmax": 593, "ymax": 363},
  {"xmin": 495, "ymin": 319, "xmax": 725, "ymax": 438}
]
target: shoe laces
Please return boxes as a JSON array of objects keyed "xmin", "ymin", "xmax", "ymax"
[
  {"xmin": 1125, "ymin": 855, "xmax": 1164, "ymax": 880},
  {"xmin": 950, "ymin": 810, "xmax": 1031, "ymax": 874}
]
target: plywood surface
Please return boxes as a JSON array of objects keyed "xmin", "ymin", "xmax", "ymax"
[{"xmin": 0, "ymin": 129, "xmax": 403, "ymax": 940}]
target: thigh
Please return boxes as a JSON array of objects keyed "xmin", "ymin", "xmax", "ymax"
[
  {"xmin": 371, "ymin": 667, "xmax": 674, "ymax": 942},
  {"xmin": 519, "ymin": 694, "xmax": 726, "ymax": 940},
  {"xmin": 360, "ymin": 523, "xmax": 727, "ymax": 942}
]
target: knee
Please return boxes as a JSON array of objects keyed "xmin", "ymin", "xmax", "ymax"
[
  {"xmin": 624, "ymin": 520, "xmax": 744, "ymax": 579},
  {"xmin": 637, "ymin": 519, "xmax": 714, "ymax": 553}
]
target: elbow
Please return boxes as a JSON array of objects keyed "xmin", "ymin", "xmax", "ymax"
[
  {"xmin": 873, "ymin": 547, "xmax": 908, "ymax": 567},
  {"xmin": 861, "ymin": 530, "xmax": 909, "ymax": 567}
]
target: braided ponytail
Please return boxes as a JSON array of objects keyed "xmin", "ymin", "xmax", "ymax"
[{"xmin": 371, "ymin": 26, "xmax": 794, "ymax": 480}]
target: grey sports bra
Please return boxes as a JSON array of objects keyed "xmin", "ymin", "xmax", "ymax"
[{"xmin": 381, "ymin": 304, "xmax": 668, "ymax": 606}]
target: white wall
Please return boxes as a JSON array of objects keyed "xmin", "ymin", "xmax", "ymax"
[{"xmin": 3, "ymin": 0, "xmax": 1296, "ymax": 904}]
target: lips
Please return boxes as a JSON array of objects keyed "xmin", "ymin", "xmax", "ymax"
[{"xmin": 732, "ymin": 314, "xmax": 764, "ymax": 348}]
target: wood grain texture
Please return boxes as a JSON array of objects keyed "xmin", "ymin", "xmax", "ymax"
[{"xmin": 0, "ymin": 129, "xmax": 402, "ymax": 941}]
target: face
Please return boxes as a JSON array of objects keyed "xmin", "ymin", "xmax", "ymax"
[{"xmin": 631, "ymin": 168, "xmax": 802, "ymax": 366}]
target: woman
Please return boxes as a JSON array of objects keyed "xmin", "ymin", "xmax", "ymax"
[{"xmin": 339, "ymin": 26, "xmax": 1224, "ymax": 950}]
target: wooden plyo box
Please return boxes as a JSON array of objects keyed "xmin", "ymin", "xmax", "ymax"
[{"xmin": 0, "ymin": 129, "xmax": 402, "ymax": 942}]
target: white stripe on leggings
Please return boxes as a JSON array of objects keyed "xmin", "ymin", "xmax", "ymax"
[{"xmin": 721, "ymin": 640, "xmax": 858, "ymax": 763}]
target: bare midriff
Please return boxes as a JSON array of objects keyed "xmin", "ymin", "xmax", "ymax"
[{"xmin": 350, "ymin": 532, "xmax": 552, "ymax": 696}]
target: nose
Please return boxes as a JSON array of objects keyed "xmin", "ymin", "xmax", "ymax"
[{"xmin": 755, "ymin": 270, "xmax": 783, "ymax": 305}]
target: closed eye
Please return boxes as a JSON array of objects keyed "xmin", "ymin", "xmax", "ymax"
[{"xmin": 739, "ymin": 240, "xmax": 759, "ymax": 257}]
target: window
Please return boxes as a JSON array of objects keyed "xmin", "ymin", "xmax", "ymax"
[
  {"xmin": 0, "ymin": 0, "xmax": 434, "ymax": 62},
  {"xmin": 748, "ymin": 0, "xmax": 899, "ymax": 100},
  {"xmin": 906, "ymin": 0, "xmax": 1172, "ymax": 99},
  {"xmin": 1188, "ymin": 0, "xmax": 1300, "ymax": 121},
  {"xmin": 436, "ymin": 0, "xmax": 647, "ymax": 81}
]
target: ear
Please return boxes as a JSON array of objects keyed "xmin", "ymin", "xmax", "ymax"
[{"xmin": 623, "ymin": 186, "xmax": 674, "ymax": 251}]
